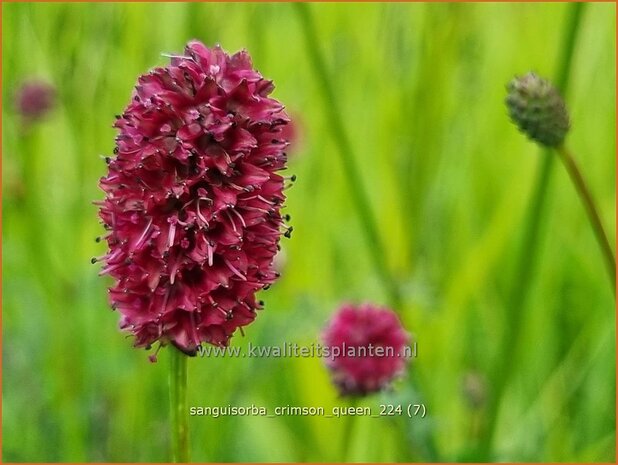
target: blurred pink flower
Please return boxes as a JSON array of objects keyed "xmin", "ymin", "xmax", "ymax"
[
  {"xmin": 96, "ymin": 41, "xmax": 291, "ymax": 357},
  {"xmin": 322, "ymin": 303, "xmax": 410, "ymax": 396},
  {"xmin": 15, "ymin": 79, "xmax": 56, "ymax": 121}
]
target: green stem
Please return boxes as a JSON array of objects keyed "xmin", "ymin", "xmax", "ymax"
[
  {"xmin": 341, "ymin": 398, "xmax": 357, "ymax": 461},
  {"xmin": 294, "ymin": 2, "xmax": 402, "ymax": 310},
  {"xmin": 556, "ymin": 145, "xmax": 616, "ymax": 294},
  {"xmin": 170, "ymin": 348, "xmax": 189, "ymax": 463},
  {"xmin": 480, "ymin": 3, "xmax": 586, "ymax": 459}
]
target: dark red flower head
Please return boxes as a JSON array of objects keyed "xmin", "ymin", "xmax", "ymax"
[
  {"xmin": 15, "ymin": 79, "xmax": 56, "ymax": 121},
  {"xmin": 322, "ymin": 303, "xmax": 410, "ymax": 396},
  {"xmin": 97, "ymin": 41, "xmax": 291, "ymax": 357}
]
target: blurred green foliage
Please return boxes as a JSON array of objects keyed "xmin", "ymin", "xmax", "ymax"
[{"xmin": 2, "ymin": 2, "xmax": 615, "ymax": 462}]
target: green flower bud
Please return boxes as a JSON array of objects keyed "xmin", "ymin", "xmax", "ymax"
[{"xmin": 506, "ymin": 72, "xmax": 570, "ymax": 147}]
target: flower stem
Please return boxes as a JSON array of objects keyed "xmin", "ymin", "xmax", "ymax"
[
  {"xmin": 556, "ymin": 145, "xmax": 616, "ymax": 294},
  {"xmin": 294, "ymin": 2, "xmax": 402, "ymax": 310},
  {"xmin": 170, "ymin": 348, "xmax": 189, "ymax": 462},
  {"xmin": 480, "ymin": 3, "xmax": 586, "ymax": 459},
  {"xmin": 341, "ymin": 398, "xmax": 357, "ymax": 460}
]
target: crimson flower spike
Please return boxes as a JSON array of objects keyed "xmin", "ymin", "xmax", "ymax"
[{"xmin": 96, "ymin": 41, "xmax": 293, "ymax": 358}]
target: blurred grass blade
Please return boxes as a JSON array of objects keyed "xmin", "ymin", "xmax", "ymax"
[
  {"xmin": 294, "ymin": 3, "xmax": 440, "ymax": 461},
  {"xmin": 480, "ymin": 2, "xmax": 587, "ymax": 458},
  {"xmin": 294, "ymin": 2, "xmax": 402, "ymax": 310}
]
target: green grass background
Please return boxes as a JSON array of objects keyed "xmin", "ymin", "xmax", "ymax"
[{"xmin": 2, "ymin": 2, "xmax": 616, "ymax": 462}]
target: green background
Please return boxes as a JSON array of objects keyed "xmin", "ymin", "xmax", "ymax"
[{"xmin": 2, "ymin": 2, "xmax": 615, "ymax": 462}]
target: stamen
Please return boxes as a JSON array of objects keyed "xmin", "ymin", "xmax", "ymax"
[
  {"xmin": 99, "ymin": 261, "xmax": 124, "ymax": 276},
  {"xmin": 224, "ymin": 210, "xmax": 238, "ymax": 234},
  {"xmin": 242, "ymin": 206, "xmax": 270, "ymax": 214},
  {"xmin": 134, "ymin": 218, "xmax": 153, "ymax": 250},
  {"xmin": 148, "ymin": 343, "xmax": 163, "ymax": 363},
  {"xmin": 169, "ymin": 256, "xmax": 180, "ymax": 284},
  {"xmin": 224, "ymin": 258, "xmax": 247, "ymax": 281},
  {"xmin": 196, "ymin": 200, "xmax": 210, "ymax": 227},
  {"xmin": 229, "ymin": 207, "xmax": 247, "ymax": 228},
  {"xmin": 206, "ymin": 242, "xmax": 214, "ymax": 267},
  {"xmin": 161, "ymin": 53, "xmax": 192, "ymax": 60},
  {"xmin": 256, "ymin": 195, "xmax": 275, "ymax": 205},
  {"xmin": 167, "ymin": 219, "xmax": 177, "ymax": 249}
]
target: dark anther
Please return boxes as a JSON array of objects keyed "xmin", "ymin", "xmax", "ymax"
[
  {"xmin": 290, "ymin": 174, "xmax": 297, "ymax": 182},
  {"xmin": 284, "ymin": 214, "xmax": 291, "ymax": 221},
  {"xmin": 95, "ymin": 236, "xmax": 101, "ymax": 243},
  {"xmin": 263, "ymin": 284, "xmax": 271, "ymax": 290},
  {"xmin": 90, "ymin": 257, "xmax": 98, "ymax": 264},
  {"xmin": 113, "ymin": 147, "xmax": 119, "ymax": 154}
]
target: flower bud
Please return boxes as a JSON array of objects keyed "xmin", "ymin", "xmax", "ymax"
[
  {"xmin": 322, "ymin": 303, "xmax": 410, "ymax": 397},
  {"xmin": 15, "ymin": 79, "xmax": 56, "ymax": 122},
  {"xmin": 506, "ymin": 72, "xmax": 570, "ymax": 147}
]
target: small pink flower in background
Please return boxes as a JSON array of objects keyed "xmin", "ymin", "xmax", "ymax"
[
  {"xmin": 322, "ymin": 303, "xmax": 410, "ymax": 396},
  {"xmin": 96, "ymin": 41, "xmax": 291, "ymax": 357},
  {"xmin": 14, "ymin": 79, "xmax": 56, "ymax": 121}
]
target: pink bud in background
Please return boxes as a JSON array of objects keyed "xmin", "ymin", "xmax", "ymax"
[
  {"xmin": 97, "ymin": 41, "xmax": 291, "ymax": 357},
  {"xmin": 322, "ymin": 303, "xmax": 410, "ymax": 396},
  {"xmin": 14, "ymin": 79, "xmax": 56, "ymax": 121}
]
